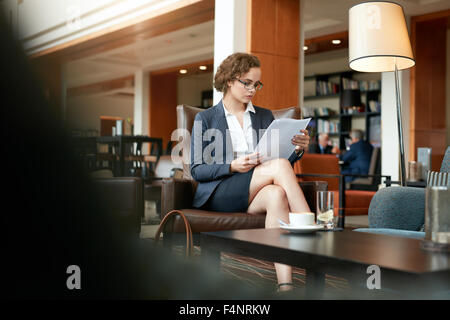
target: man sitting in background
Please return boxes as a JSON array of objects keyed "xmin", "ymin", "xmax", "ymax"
[
  {"xmin": 309, "ymin": 133, "xmax": 335, "ymax": 154},
  {"xmin": 337, "ymin": 129, "xmax": 373, "ymax": 183}
]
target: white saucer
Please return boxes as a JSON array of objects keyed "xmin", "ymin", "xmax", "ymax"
[{"xmin": 280, "ymin": 224, "xmax": 324, "ymax": 233}]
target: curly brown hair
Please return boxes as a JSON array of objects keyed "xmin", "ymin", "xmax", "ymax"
[{"xmin": 213, "ymin": 52, "xmax": 260, "ymax": 95}]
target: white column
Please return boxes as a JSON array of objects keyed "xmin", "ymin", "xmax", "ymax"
[
  {"xmin": 134, "ymin": 70, "xmax": 150, "ymax": 135},
  {"xmin": 134, "ymin": 70, "xmax": 150, "ymax": 152},
  {"xmin": 381, "ymin": 69, "xmax": 410, "ymax": 183},
  {"xmin": 213, "ymin": 0, "xmax": 248, "ymax": 105}
]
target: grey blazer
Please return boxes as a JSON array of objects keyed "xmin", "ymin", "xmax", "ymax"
[{"xmin": 190, "ymin": 100, "xmax": 303, "ymax": 208}]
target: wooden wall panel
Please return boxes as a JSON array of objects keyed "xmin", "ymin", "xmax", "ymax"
[
  {"xmin": 149, "ymin": 72, "xmax": 178, "ymax": 149},
  {"xmin": 100, "ymin": 116, "xmax": 123, "ymax": 136},
  {"xmin": 274, "ymin": 55, "xmax": 299, "ymax": 109},
  {"xmin": 248, "ymin": 0, "xmax": 276, "ymax": 55},
  {"xmin": 414, "ymin": 130, "xmax": 447, "ymax": 171},
  {"xmin": 410, "ymin": 11, "xmax": 448, "ymax": 170},
  {"xmin": 252, "ymin": 54, "xmax": 299, "ymax": 110},
  {"xmin": 251, "ymin": 53, "xmax": 275, "ymax": 108},
  {"xmin": 275, "ymin": 0, "xmax": 299, "ymax": 58},
  {"xmin": 414, "ymin": 19, "xmax": 446, "ymax": 130},
  {"xmin": 247, "ymin": 0, "xmax": 299, "ymax": 110}
]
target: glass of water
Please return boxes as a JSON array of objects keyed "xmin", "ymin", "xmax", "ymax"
[{"xmin": 316, "ymin": 191, "xmax": 335, "ymax": 229}]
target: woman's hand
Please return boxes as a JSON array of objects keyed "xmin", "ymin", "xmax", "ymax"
[
  {"xmin": 230, "ymin": 152, "xmax": 263, "ymax": 173},
  {"xmin": 291, "ymin": 129, "xmax": 310, "ymax": 153}
]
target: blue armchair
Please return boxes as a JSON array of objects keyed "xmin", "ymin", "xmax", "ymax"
[{"xmin": 354, "ymin": 146, "xmax": 450, "ymax": 239}]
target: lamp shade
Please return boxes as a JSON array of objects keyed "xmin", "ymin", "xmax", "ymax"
[
  {"xmin": 340, "ymin": 89, "xmax": 362, "ymax": 108},
  {"xmin": 349, "ymin": 2, "xmax": 415, "ymax": 72}
]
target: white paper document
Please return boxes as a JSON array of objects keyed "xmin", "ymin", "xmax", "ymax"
[{"xmin": 255, "ymin": 118, "xmax": 311, "ymax": 162}]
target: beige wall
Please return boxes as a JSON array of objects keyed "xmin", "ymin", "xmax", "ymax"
[
  {"xmin": 177, "ymin": 72, "xmax": 213, "ymax": 107},
  {"xmin": 66, "ymin": 95, "xmax": 134, "ymax": 133},
  {"xmin": 65, "ymin": 71, "xmax": 213, "ymax": 136},
  {"xmin": 304, "ymin": 49, "xmax": 350, "ymax": 76}
]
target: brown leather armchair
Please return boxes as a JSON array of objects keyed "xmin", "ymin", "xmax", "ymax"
[{"xmin": 161, "ymin": 105, "xmax": 327, "ymax": 246}]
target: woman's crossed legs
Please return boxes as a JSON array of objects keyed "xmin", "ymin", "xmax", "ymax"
[{"xmin": 246, "ymin": 158, "xmax": 311, "ymax": 290}]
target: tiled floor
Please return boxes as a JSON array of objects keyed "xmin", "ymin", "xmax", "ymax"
[
  {"xmin": 143, "ymin": 219, "xmax": 358, "ymax": 297},
  {"xmin": 141, "ymin": 200, "xmax": 161, "ymax": 239},
  {"xmin": 140, "ymin": 224, "xmax": 160, "ymax": 239}
]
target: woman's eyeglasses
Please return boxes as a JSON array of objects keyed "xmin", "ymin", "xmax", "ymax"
[{"xmin": 235, "ymin": 79, "xmax": 263, "ymax": 91}]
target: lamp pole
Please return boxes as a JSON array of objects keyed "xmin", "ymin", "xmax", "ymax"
[{"xmin": 394, "ymin": 63, "xmax": 406, "ymax": 186}]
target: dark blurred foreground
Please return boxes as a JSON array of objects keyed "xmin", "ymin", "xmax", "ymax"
[{"xmin": 0, "ymin": 13, "xmax": 276, "ymax": 300}]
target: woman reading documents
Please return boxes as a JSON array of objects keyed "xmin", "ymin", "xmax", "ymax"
[{"xmin": 190, "ymin": 53, "xmax": 311, "ymax": 292}]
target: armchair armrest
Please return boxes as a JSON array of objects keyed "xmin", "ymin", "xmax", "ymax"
[
  {"xmin": 342, "ymin": 174, "xmax": 393, "ymax": 187},
  {"xmin": 368, "ymin": 187, "xmax": 425, "ymax": 230},
  {"xmin": 161, "ymin": 178, "xmax": 197, "ymax": 219},
  {"xmin": 161, "ymin": 178, "xmax": 327, "ymax": 221}
]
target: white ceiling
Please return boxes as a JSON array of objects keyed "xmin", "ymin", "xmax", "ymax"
[
  {"xmin": 66, "ymin": 0, "xmax": 450, "ymax": 95},
  {"xmin": 66, "ymin": 20, "xmax": 214, "ymax": 89}
]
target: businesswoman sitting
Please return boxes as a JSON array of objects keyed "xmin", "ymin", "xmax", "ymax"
[{"xmin": 190, "ymin": 53, "xmax": 310, "ymax": 292}]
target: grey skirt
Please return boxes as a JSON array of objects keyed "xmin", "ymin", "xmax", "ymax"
[{"xmin": 200, "ymin": 168, "xmax": 255, "ymax": 212}]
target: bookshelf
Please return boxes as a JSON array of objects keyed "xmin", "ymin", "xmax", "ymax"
[{"xmin": 303, "ymin": 71, "xmax": 381, "ymax": 150}]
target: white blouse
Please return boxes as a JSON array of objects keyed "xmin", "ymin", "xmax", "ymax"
[{"xmin": 222, "ymin": 101, "xmax": 255, "ymax": 159}]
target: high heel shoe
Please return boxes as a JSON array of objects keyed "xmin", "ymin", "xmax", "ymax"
[{"xmin": 276, "ymin": 282, "xmax": 294, "ymax": 292}]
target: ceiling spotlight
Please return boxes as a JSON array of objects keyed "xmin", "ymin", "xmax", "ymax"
[
  {"xmin": 199, "ymin": 65, "xmax": 207, "ymax": 70},
  {"xmin": 179, "ymin": 69, "xmax": 187, "ymax": 74},
  {"xmin": 303, "ymin": 46, "xmax": 308, "ymax": 51},
  {"xmin": 332, "ymin": 39, "xmax": 341, "ymax": 45}
]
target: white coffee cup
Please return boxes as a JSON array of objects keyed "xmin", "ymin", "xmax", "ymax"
[{"xmin": 289, "ymin": 212, "xmax": 315, "ymax": 227}]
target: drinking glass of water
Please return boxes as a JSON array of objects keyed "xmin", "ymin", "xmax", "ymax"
[{"xmin": 316, "ymin": 191, "xmax": 335, "ymax": 229}]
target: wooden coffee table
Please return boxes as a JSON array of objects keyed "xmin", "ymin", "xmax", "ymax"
[{"xmin": 200, "ymin": 228, "xmax": 450, "ymax": 298}]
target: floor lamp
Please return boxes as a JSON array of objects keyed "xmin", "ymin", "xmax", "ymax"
[{"xmin": 349, "ymin": 1, "xmax": 415, "ymax": 186}]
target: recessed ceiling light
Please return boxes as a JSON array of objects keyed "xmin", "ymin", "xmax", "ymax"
[
  {"xmin": 332, "ymin": 39, "xmax": 341, "ymax": 45},
  {"xmin": 303, "ymin": 46, "xmax": 308, "ymax": 51},
  {"xmin": 199, "ymin": 65, "xmax": 207, "ymax": 70},
  {"xmin": 179, "ymin": 69, "xmax": 187, "ymax": 74}
]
